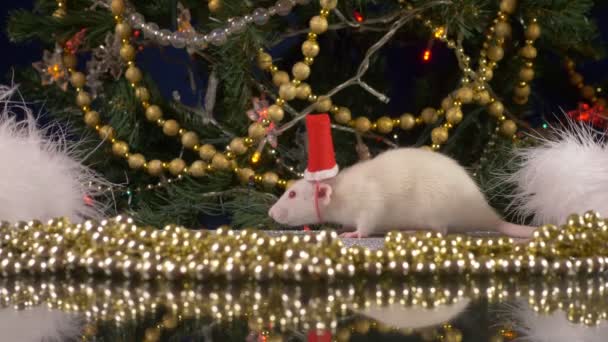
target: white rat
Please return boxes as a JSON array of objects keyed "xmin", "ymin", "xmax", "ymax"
[{"xmin": 268, "ymin": 147, "xmax": 536, "ymax": 238}]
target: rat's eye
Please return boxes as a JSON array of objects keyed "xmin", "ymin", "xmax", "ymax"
[{"xmin": 288, "ymin": 190, "xmax": 296, "ymax": 199}]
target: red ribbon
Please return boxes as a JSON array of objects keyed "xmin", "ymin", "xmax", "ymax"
[
  {"xmin": 303, "ymin": 182, "xmax": 323, "ymax": 232},
  {"xmin": 314, "ymin": 181, "xmax": 323, "ymax": 224}
]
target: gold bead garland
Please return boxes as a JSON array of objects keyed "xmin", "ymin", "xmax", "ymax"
[
  {"xmin": 62, "ymin": 0, "xmax": 292, "ymax": 190},
  {"xmin": 472, "ymin": 2, "xmax": 520, "ymax": 140},
  {"xmin": 411, "ymin": 2, "xmax": 520, "ymax": 149},
  {"xmin": 208, "ymin": 0, "xmax": 221, "ymax": 13},
  {"xmin": 255, "ymin": 0, "xmax": 337, "ymax": 158},
  {"xmin": 564, "ymin": 58, "xmax": 607, "ymax": 107},
  {"xmin": 411, "ymin": 1, "xmax": 521, "ymax": 144},
  {"xmin": 0, "ymin": 211, "xmax": 606, "ymax": 282},
  {"xmin": 471, "ymin": 129, "xmax": 500, "ymax": 178},
  {"xmin": 512, "ymin": 19, "xmax": 540, "ymax": 105},
  {"xmin": 63, "ymin": 0, "xmax": 521, "ymax": 190},
  {"xmin": 258, "ymin": 0, "xmax": 522, "ymax": 153}
]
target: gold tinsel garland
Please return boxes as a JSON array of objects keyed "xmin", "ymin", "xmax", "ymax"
[
  {"xmin": 0, "ymin": 275, "xmax": 606, "ymax": 340},
  {"xmin": 0, "ymin": 211, "xmax": 606, "ymax": 281}
]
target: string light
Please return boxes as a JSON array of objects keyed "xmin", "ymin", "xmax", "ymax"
[
  {"xmin": 422, "ymin": 38, "xmax": 434, "ymax": 62},
  {"xmin": 433, "ymin": 26, "xmax": 445, "ymax": 39},
  {"xmin": 422, "ymin": 49, "xmax": 432, "ymax": 62},
  {"xmin": 353, "ymin": 10, "xmax": 364, "ymax": 23},
  {"xmin": 251, "ymin": 151, "xmax": 262, "ymax": 164},
  {"xmin": 47, "ymin": 64, "xmax": 64, "ymax": 80}
]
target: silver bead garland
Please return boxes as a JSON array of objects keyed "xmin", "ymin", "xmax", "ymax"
[{"xmin": 121, "ymin": 0, "xmax": 311, "ymax": 50}]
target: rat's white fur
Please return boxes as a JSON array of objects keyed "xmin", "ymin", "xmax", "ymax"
[
  {"xmin": 500, "ymin": 119, "xmax": 608, "ymax": 225},
  {"xmin": 0, "ymin": 84, "xmax": 108, "ymax": 222},
  {"xmin": 0, "ymin": 306, "xmax": 83, "ymax": 342},
  {"xmin": 270, "ymin": 148, "xmax": 535, "ymax": 237},
  {"xmin": 359, "ymin": 298, "xmax": 470, "ymax": 329},
  {"xmin": 498, "ymin": 300, "xmax": 608, "ymax": 342}
]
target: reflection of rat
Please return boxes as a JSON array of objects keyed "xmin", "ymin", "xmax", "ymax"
[{"xmin": 268, "ymin": 147, "xmax": 536, "ymax": 238}]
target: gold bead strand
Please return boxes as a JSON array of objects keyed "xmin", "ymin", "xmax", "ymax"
[
  {"xmin": 71, "ymin": 71, "xmax": 289, "ymax": 187},
  {"xmin": 67, "ymin": 60, "xmax": 137, "ymax": 170},
  {"xmin": 475, "ymin": 1, "xmax": 519, "ymax": 139},
  {"xmin": 479, "ymin": 0, "xmax": 517, "ymax": 81},
  {"xmin": 409, "ymin": 3, "xmax": 514, "ymax": 141},
  {"xmin": 208, "ymin": 0, "xmax": 221, "ymax": 13},
  {"xmin": 255, "ymin": 0, "xmax": 337, "ymax": 131},
  {"xmin": 400, "ymin": 4, "xmax": 477, "ymax": 147},
  {"xmin": 250, "ymin": 1, "xmax": 336, "ymax": 169},
  {"xmin": 113, "ymin": 3, "xmax": 209, "ymax": 168},
  {"xmin": 564, "ymin": 58, "xmax": 607, "ymax": 108},
  {"xmin": 513, "ymin": 19, "xmax": 540, "ymax": 105},
  {"xmin": 110, "ymin": 7, "xmax": 289, "ymax": 185}
]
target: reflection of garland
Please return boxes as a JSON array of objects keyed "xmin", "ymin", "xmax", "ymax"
[
  {"xmin": 0, "ymin": 276, "xmax": 605, "ymax": 340},
  {"xmin": 0, "ymin": 211, "xmax": 606, "ymax": 282}
]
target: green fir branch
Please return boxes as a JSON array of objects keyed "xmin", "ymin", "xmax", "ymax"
[{"xmin": 7, "ymin": 8, "xmax": 113, "ymax": 47}]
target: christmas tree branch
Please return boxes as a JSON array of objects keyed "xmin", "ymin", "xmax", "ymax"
[
  {"xmin": 271, "ymin": 6, "xmax": 405, "ymax": 46},
  {"xmin": 276, "ymin": 1, "xmax": 450, "ymax": 136}
]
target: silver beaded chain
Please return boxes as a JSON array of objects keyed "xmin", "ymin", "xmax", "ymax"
[{"xmin": 119, "ymin": 0, "xmax": 312, "ymax": 50}]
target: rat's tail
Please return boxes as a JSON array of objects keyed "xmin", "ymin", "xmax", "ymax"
[{"xmin": 497, "ymin": 221, "xmax": 536, "ymax": 238}]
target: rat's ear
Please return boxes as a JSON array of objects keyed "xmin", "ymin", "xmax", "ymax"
[{"xmin": 316, "ymin": 183, "xmax": 333, "ymax": 206}]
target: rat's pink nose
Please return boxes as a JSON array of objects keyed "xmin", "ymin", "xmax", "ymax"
[{"xmin": 268, "ymin": 206, "xmax": 287, "ymax": 223}]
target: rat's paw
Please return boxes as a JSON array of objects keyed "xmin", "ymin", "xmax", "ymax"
[{"xmin": 339, "ymin": 231, "xmax": 368, "ymax": 239}]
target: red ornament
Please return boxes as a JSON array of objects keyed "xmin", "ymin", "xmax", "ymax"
[
  {"xmin": 567, "ymin": 102, "xmax": 607, "ymax": 128},
  {"xmin": 353, "ymin": 10, "xmax": 364, "ymax": 23},
  {"xmin": 304, "ymin": 114, "xmax": 339, "ymax": 181},
  {"xmin": 133, "ymin": 30, "xmax": 141, "ymax": 38},
  {"xmin": 83, "ymin": 195, "xmax": 94, "ymax": 206},
  {"xmin": 308, "ymin": 329, "xmax": 332, "ymax": 342},
  {"xmin": 65, "ymin": 28, "xmax": 87, "ymax": 55}
]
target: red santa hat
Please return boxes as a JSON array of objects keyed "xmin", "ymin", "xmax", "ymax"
[{"xmin": 304, "ymin": 113, "xmax": 339, "ymax": 181}]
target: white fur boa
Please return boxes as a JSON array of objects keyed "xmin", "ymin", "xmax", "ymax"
[
  {"xmin": 0, "ymin": 85, "xmax": 108, "ymax": 222},
  {"xmin": 500, "ymin": 300, "xmax": 607, "ymax": 342},
  {"xmin": 0, "ymin": 307, "xmax": 83, "ymax": 342},
  {"xmin": 501, "ymin": 119, "xmax": 608, "ymax": 225}
]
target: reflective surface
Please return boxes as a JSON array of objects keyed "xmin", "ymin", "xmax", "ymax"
[{"xmin": 0, "ymin": 275, "xmax": 607, "ymax": 342}]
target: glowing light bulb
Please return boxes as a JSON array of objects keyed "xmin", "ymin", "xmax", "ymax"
[
  {"xmin": 353, "ymin": 10, "xmax": 364, "ymax": 23},
  {"xmin": 251, "ymin": 151, "xmax": 261, "ymax": 164},
  {"xmin": 434, "ymin": 26, "xmax": 445, "ymax": 39},
  {"xmin": 422, "ymin": 49, "xmax": 432, "ymax": 62}
]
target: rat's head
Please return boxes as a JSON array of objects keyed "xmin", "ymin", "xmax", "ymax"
[{"xmin": 268, "ymin": 179, "xmax": 333, "ymax": 226}]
